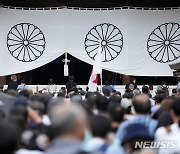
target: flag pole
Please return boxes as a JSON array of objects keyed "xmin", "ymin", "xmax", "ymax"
[
  {"xmin": 88, "ymin": 39, "xmax": 102, "ymax": 92},
  {"xmin": 99, "ymin": 39, "xmax": 103, "ymax": 93}
]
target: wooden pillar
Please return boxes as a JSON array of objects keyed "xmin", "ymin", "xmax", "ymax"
[
  {"xmin": 0, "ymin": 76, "xmax": 6, "ymax": 85},
  {"xmin": 122, "ymin": 75, "xmax": 130, "ymax": 85}
]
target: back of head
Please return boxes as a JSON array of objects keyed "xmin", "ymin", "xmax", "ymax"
[
  {"xmin": 14, "ymin": 96, "xmax": 29, "ymax": 107},
  {"xmin": 142, "ymin": 86, "xmax": 149, "ymax": 94},
  {"xmin": 69, "ymin": 75, "xmax": 74, "ymax": 81},
  {"xmin": 91, "ymin": 115, "xmax": 111, "ymax": 138},
  {"xmin": 172, "ymin": 98, "xmax": 180, "ymax": 113},
  {"xmin": 0, "ymin": 120, "xmax": 20, "ymax": 154},
  {"xmin": 103, "ymin": 89, "xmax": 110, "ymax": 97},
  {"xmin": 171, "ymin": 97, "xmax": 180, "ymax": 126},
  {"xmin": 70, "ymin": 94, "xmax": 82, "ymax": 103},
  {"xmin": 158, "ymin": 111, "xmax": 173, "ymax": 128},
  {"xmin": 10, "ymin": 105, "xmax": 28, "ymax": 121},
  {"xmin": 48, "ymin": 79, "xmax": 54, "ymax": 85},
  {"xmin": 162, "ymin": 81, "xmax": 166, "ymax": 86},
  {"xmin": 133, "ymin": 94, "xmax": 151, "ymax": 114},
  {"xmin": 114, "ymin": 91, "xmax": 121, "ymax": 97},
  {"xmin": 96, "ymin": 96, "xmax": 109, "ymax": 113},
  {"xmin": 161, "ymin": 96, "xmax": 174, "ymax": 109},
  {"xmin": 86, "ymin": 94, "xmax": 97, "ymax": 109},
  {"xmin": 109, "ymin": 105, "xmax": 124, "ymax": 123},
  {"xmin": 57, "ymin": 91, "xmax": 65, "ymax": 98},
  {"xmin": 19, "ymin": 89, "xmax": 30, "ymax": 99},
  {"xmin": 72, "ymin": 87, "xmax": 78, "ymax": 93},
  {"xmin": 31, "ymin": 93, "xmax": 52, "ymax": 114},
  {"xmin": 9, "ymin": 105, "xmax": 28, "ymax": 131},
  {"xmin": 123, "ymin": 92, "xmax": 134, "ymax": 99},
  {"xmin": 121, "ymin": 98, "xmax": 132, "ymax": 114},
  {"xmin": 31, "ymin": 101, "xmax": 45, "ymax": 115},
  {"xmin": 21, "ymin": 79, "xmax": 26, "ymax": 84},
  {"xmin": 154, "ymin": 94, "xmax": 166, "ymax": 104},
  {"xmin": 48, "ymin": 102, "xmax": 88, "ymax": 140},
  {"xmin": 85, "ymin": 92, "xmax": 94, "ymax": 99},
  {"xmin": 109, "ymin": 94, "xmax": 121, "ymax": 104},
  {"xmin": 7, "ymin": 90, "xmax": 18, "ymax": 97}
]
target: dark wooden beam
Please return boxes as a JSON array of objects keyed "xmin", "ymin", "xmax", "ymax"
[{"xmin": 1, "ymin": 0, "xmax": 180, "ymax": 8}]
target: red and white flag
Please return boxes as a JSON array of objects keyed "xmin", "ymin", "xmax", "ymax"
[{"xmin": 88, "ymin": 42, "xmax": 102, "ymax": 92}]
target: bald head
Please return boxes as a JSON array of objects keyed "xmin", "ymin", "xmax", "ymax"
[
  {"xmin": 133, "ymin": 94, "xmax": 151, "ymax": 114},
  {"xmin": 134, "ymin": 94, "xmax": 149, "ymax": 103}
]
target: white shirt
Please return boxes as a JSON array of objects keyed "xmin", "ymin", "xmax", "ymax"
[
  {"xmin": 84, "ymin": 138, "xmax": 105, "ymax": 152},
  {"xmin": 150, "ymin": 90, "xmax": 156, "ymax": 98},
  {"xmin": 150, "ymin": 98, "xmax": 155, "ymax": 107},
  {"xmin": 155, "ymin": 123, "xmax": 180, "ymax": 154},
  {"xmin": 47, "ymin": 84, "xmax": 57, "ymax": 93},
  {"xmin": 17, "ymin": 84, "xmax": 28, "ymax": 90},
  {"xmin": 177, "ymin": 82, "xmax": 180, "ymax": 90},
  {"xmin": 16, "ymin": 149, "xmax": 44, "ymax": 154}
]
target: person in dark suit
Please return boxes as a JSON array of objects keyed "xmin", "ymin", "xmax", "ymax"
[
  {"xmin": 66, "ymin": 75, "xmax": 77, "ymax": 94},
  {"xmin": 7, "ymin": 75, "xmax": 18, "ymax": 90}
]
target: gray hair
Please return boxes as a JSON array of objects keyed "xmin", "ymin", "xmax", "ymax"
[{"xmin": 49, "ymin": 102, "xmax": 87, "ymax": 137}]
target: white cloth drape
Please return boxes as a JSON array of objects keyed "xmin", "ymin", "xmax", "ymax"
[{"xmin": 0, "ymin": 7, "xmax": 180, "ymax": 76}]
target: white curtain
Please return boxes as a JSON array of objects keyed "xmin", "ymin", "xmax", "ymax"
[{"xmin": 0, "ymin": 7, "xmax": 180, "ymax": 76}]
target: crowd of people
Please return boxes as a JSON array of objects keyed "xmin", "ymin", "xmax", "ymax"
[{"xmin": 0, "ymin": 75, "xmax": 180, "ymax": 154}]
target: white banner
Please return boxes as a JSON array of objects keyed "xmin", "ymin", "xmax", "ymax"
[
  {"xmin": 0, "ymin": 7, "xmax": 180, "ymax": 76},
  {"xmin": 0, "ymin": 8, "xmax": 66, "ymax": 76}
]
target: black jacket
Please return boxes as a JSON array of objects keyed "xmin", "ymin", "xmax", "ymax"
[{"xmin": 7, "ymin": 81, "xmax": 18, "ymax": 90}]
